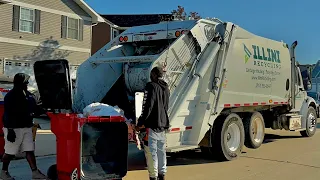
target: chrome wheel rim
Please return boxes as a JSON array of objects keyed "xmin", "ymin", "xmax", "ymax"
[
  {"xmin": 252, "ymin": 116, "xmax": 264, "ymax": 144},
  {"xmin": 308, "ymin": 113, "xmax": 316, "ymax": 132},
  {"xmin": 225, "ymin": 120, "xmax": 241, "ymax": 152}
]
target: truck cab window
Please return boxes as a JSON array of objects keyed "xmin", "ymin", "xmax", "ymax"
[{"xmin": 295, "ymin": 67, "xmax": 302, "ymax": 86}]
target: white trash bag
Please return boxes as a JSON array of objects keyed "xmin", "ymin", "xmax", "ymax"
[{"xmin": 83, "ymin": 103, "xmax": 124, "ymax": 117}]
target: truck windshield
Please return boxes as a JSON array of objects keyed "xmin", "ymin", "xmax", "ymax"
[{"xmin": 298, "ymin": 66, "xmax": 309, "ymax": 79}]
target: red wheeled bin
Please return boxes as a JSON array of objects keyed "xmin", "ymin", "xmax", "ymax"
[
  {"xmin": 34, "ymin": 60, "xmax": 128, "ymax": 180},
  {"xmin": 0, "ymin": 98, "xmax": 6, "ymax": 158},
  {"xmin": 0, "ymin": 86, "xmax": 12, "ymax": 159},
  {"xmin": 47, "ymin": 113, "xmax": 128, "ymax": 180}
]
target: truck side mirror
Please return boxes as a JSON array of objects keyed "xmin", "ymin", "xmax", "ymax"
[
  {"xmin": 303, "ymin": 79, "xmax": 312, "ymax": 91},
  {"xmin": 307, "ymin": 81, "xmax": 312, "ymax": 90}
]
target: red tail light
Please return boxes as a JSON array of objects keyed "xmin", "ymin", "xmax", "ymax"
[{"xmin": 123, "ymin": 36, "xmax": 128, "ymax": 42}]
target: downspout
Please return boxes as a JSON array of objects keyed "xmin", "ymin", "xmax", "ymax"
[{"xmin": 90, "ymin": 23, "xmax": 98, "ymax": 57}]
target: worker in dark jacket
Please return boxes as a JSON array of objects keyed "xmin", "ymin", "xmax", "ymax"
[
  {"xmin": 136, "ymin": 67, "xmax": 170, "ymax": 180},
  {"xmin": 1, "ymin": 73, "xmax": 47, "ymax": 180}
]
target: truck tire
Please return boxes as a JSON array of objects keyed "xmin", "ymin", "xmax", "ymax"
[
  {"xmin": 300, "ymin": 107, "xmax": 317, "ymax": 137},
  {"xmin": 243, "ymin": 112, "xmax": 265, "ymax": 149},
  {"xmin": 211, "ymin": 113, "xmax": 245, "ymax": 161}
]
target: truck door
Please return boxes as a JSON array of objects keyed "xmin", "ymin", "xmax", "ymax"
[{"xmin": 294, "ymin": 66, "xmax": 306, "ymax": 110}]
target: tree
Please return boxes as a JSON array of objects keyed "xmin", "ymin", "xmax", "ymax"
[
  {"xmin": 171, "ymin": 6, "xmax": 201, "ymax": 21},
  {"xmin": 189, "ymin": 11, "xmax": 201, "ymax": 20}
]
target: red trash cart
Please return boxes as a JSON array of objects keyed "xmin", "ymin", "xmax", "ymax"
[
  {"xmin": 0, "ymin": 77, "xmax": 14, "ymax": 159},
  {"xmin": 34, "ymin": 60, "xmax": 129, "ymax": 180},
  {"xmin": 46, "ymin": 113, "xmax": 128, "ymax": 180},
  {"xmin": 0, "ymin": 93, "xmax": 7, "ymax": 158}
]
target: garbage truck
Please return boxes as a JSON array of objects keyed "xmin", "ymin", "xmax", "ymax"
[{"xmin": 34, "ymin": 18, "xmax": 317, "ymax": 162}]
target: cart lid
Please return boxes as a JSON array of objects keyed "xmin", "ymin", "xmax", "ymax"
[{"xmin": 34, "ymin": 60, "xmax": 73, "ymax": 110}]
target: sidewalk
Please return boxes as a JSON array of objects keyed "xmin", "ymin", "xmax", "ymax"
[
  {"xmin": 34, "ymin": 118, "xmax": 56, "ymax": 157},
  {"xmin": 7, "ymin": 156, "xmax": 56, "ymax": 180},
  {"xmin": 15, "ymin": 117, "xmax": 56, "ymax": 158},
  {"xmin": 7, "ymin": 118, "xmax": 56, "ymax": 179}
]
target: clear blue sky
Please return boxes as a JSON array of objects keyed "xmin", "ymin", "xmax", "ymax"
[{"xmin": 85, "ymin": 0, "xmax": 318, "ymax": 64}]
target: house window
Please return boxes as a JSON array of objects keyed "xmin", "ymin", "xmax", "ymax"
[
  {"xmin": 19, "ymin": 7, "xmax": 34, "ymax": 33},
  {"xmin": 13, "ymin": 5, "xmax": 41, "ymax": 34},
  {"xmin": 15, "ymin": 62, "xmax": 22, "ymax": 66},
  {"xmin": 67, "ymin": 17, "xmax": 79, "ymax": 40},
  {"xmin": 61, "ymin": 16, "xmax": 84, "ymax": 41}
]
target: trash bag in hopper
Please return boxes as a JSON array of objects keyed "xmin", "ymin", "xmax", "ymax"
[{"xmin": 82, "ymin": 103, "xmax": 124, "ymax": 117}]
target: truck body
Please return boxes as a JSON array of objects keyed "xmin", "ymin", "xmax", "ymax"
[{"xmin": 33, "ymin": 19, "xmax": 317, "ymax": 161}]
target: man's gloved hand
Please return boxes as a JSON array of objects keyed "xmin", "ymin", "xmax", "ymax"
[{"xmin": 7, "ymin": 129, "xmax": 16, "ymax": 143}]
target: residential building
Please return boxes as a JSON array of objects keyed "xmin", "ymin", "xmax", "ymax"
[
  {"xmin": 91, "ymin": 14, "xmax": 172, "ymax": 55},
  {"xmin": 0, "ymin": 0, "xmax": 105, "ymax": 67}
]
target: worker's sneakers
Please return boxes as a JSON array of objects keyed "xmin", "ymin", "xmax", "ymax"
[
  {"xmin": 158, "ymin": 174, "xmax": 165, "ymax": 180},
  {"xmin": 32, "ymin": 169, "xmax": 47, "ymax": 180},
  {"xmin": 0, "ymin": 170, "xmax": 15, "ymax": 180}
]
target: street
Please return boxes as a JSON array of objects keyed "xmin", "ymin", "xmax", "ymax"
[
  {"xmin": 124, "ymin": 126, "xmax": 320, "ymax": 180},
  {"xmin": 6, "ymin": 119, "xmax": 320, "ymax": 180}
]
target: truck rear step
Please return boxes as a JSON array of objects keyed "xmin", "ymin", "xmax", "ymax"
[{"xmin": 166, "ymin": 145, "xmax": 199, "ymax": 152}]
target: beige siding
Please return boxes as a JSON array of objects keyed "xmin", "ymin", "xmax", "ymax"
[
  {"xmin": 0, "ymin": 4, "xmax": 91, "ymax": 50},
  {"xmin": 0, "ymin": 42, "xmax": 90, "ymax": 65},
  {"xmin": 15, "ymin": 0, "xmax": 89, "ymax": 16}
]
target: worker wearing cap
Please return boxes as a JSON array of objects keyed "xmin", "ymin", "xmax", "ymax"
[
  {"xmin": 136, "ymin": 67, "xmax": 170, "ymax": 180},
  {"xmin": 1, "ymin": 73, "xmax": 47, "ymax": 180}
]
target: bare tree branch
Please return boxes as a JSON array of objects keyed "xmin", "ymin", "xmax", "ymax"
[{"xmin": 171, "ymin": 5, "xmax": 201, "ymax": 20}]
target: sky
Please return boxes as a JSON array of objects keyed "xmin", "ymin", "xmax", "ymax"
[{"xmin": 85, "ymin": 0, "xmax": 319, "ymax": 64}]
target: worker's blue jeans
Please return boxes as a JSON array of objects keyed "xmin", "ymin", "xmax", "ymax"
[{"xmin": 143, "ymin": 128, "xmax": 167, "ymax": 178}]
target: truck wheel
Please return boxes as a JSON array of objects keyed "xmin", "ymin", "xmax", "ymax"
[
  {"xmin": 211, "ymin": 113, "xmax": 245, "ymax": 161},
  {"xmin": 300, "ymin": 107, "xmax": 317, "ymax": 137},
  {"xmin": 47, "ymin": 164, "xmax": 57, "ymax": 180},
  {"xmin": 243, "ymin": 112, "xmax": 265, "ymax": 149}
]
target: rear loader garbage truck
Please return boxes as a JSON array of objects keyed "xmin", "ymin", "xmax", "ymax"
[{"xmin": 34, "ymin": 18, "xmax": 317, "ymax": 162}]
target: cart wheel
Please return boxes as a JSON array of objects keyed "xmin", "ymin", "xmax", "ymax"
[
  {"xmin": 47, "ymin": 164, "xmax": 57, "ymax": 180},
  {"xmin": 71, "ymin": 168, "xmax": 78, "ymax": 180}
]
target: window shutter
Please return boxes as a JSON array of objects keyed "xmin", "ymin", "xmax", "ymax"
[
  {"xmin": 79, "ymin": 19, "xmax": 84, "ymax": 41},
  {"xmin": 61, "ymin": 16, "xmax": 67, "ymax": 38},
  {"xmin": 12, "ymin": 5, "xmax": 20, "ymax": 32},
  {"xmin": 34, "ymin": 10, "xmax": 41, "ymax": 34}
]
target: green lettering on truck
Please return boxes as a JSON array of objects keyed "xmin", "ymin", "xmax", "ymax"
[{"xmin": 243, "ymin": 43, "xmax": 281, "ymax": 69}]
